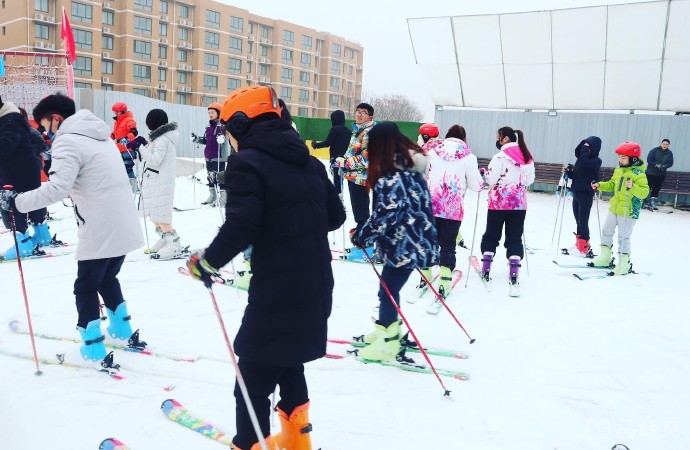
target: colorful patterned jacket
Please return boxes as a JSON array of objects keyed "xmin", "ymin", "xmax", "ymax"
[
  {"xmin": 340, "ymin": 119, "xmax": 375, "ymax": 186},
  {"xmin": 597, "ymin": 159, "xmax": 649, "ymax": 219},
  {"xmin": 485, "ymin": 143, "xmax": 535, "ymax": 210}
]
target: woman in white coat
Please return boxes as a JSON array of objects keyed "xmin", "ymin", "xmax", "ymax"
[{"xmin": 138, "ymin": 109, "xmax": 184, "ymax": 260}]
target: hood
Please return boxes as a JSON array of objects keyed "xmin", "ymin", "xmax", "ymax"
[
  {"xmin": 501, "ymin": 143, "xmax": 530, "ymax": 165},
  {"xmin": 330, "ymin": 110, "xmax": 345, "ymax": 126},
  {"xmin": 575, "ymin": 136, "xmax": 602, "ymax": 158},
  {"xmin": 623, "ymin": 158, "xmax": 646, "ymax": 171},
  {"xmin": 396, "ymin": 149, "xmax": 429, "ymax": 174},
  {"xmin": 56, "ymin": 109, "xmax": 111, "ymax": 141},
  {"xmin": 149, "ymin": 122, "xmax": 178, "ymax": 141},
  {"xmin": 432, "ymin": 137, "xmax": 471, "ymax": 162},
  {"xmin": 0, "ymin": 101, "xmax": 20, "ymax": 119},
  {"xmin": 239, "ymin": 119, "xmax": 309, "ymax": 166},
  {"xmin": 114, "ymin": 110, "xmax": 134, "ymax": 123}
]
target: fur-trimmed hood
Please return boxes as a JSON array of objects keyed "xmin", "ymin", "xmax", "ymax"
[
  {"xmin": 149, "ymin": 122, "xmax": 178, "ymax": 141},
  {"xmin": 395, "ymin": 149, "xmax": 429, "ymax": 174}
]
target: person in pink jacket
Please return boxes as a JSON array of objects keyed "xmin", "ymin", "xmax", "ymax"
[{"xmin": 480, "ymin": 126, "xmax": 535, "ymax": 288}]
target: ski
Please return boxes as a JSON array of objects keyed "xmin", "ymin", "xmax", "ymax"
[
  {"xmin": 0, "ymin": 250, "xmax": 72, "ymax": 263},
  {"xmin": 407, "ymin": 274, "xmax": 439, "ymax": 304},
  {"xmin": 469, "ymin": 255, "xmax": 491, "ymax": 292},
  {"xmin": 329, "ymin": 338, "xmax": 469, "ymax": 360},
  {"xmin": 0, "ymin": 348, "xmax": 124, "ymax": 379},
  {"xmin": 9, "ymin": 320, "xmax": 198, "ymax": 363},
  {"xmin": 552, "ymin": 260, "xmax": 613, "ymax": 270},
  {"xmin": 99, "ymin": 438, "xmax": 131, "ymax": 450},
  {"xmin": 173, "ymin": 206, "xmax": 205, "ymax": 212},
  {"xmin": 161, "ymin": 399, "xmax": 234, "ymax": 446},
  {"xmin": 177, "ymin": 266, "xmax": 249, "ymax": 291},
  {"xmin": 573, "ymin": 270, "xmax": 653, "ymax": 281},
  {"xmin": 150, "ymin": 246, "xmax": 192, "ymax": 260},
  {"xmin": 354, "ymin": 356, "xmax": 470, "ymax": 380},
  {"xmin": 426, "ymin": 270, "xmax": 463, "ymax": 315}
]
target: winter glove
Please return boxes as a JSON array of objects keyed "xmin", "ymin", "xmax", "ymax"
[
  {"xmin": 0, "ymin": 189, "xmax": 18, "ymax": 212},
  {"xmin": 127, "ymin": 135, "xmax": 148, "ymax": 151},
  {"xmin": 334, "ymin": 157, "xmax": 346, "ymax": 168},
  {"xmin": 186, "ymin": 251, "xmax": 218, "ymax": 288},
  {"xmin": 190, "ymin": 133, "xmax": 198, "ymax": 143},
  {"xmin": 216, "ymin": 135, "xmax": 225, "ymax": 144},
  {"xmin": 349, "ymin": 228, "xmax": 363, "ymax": 249}
]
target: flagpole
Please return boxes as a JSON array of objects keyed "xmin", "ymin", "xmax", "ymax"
[{"xmin": 61, "ymin": 6, "xmax": 76, "ymax": 98}]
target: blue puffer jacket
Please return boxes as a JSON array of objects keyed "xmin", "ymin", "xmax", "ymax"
[
  {"xmin": 568, "ymin": 136, "xmax": 602, "ymax": 193},
  {"xmin": 356, "ymin": 152, "xmax": 439, "ymax": 269}
]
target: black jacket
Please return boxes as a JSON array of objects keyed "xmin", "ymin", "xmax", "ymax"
[
  {"xmin": 204, "ymin": 118, "xmax": 346, "ymax": 366},
  {"xmin": 0, "ymin": 106, "xmax": 43, "ymax": 193},
  {"xmin": 312, "ymin": 110, "xmax": 351, "ymax": 160},
  {"xmin": 568, "ymin": 136, "xmax": 602, "ymax": 193}
]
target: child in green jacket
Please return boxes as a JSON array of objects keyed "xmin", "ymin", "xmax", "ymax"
[{"xmin": 591, "ymin": 142, "xmax": 650, "ymax": 275}]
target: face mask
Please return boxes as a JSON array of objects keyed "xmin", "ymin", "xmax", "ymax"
[
  {"xmin": 47, "ymin": 130, "xmax": 55, "ymax": 140},
  {"xmin": 495, "ymin": 140, "xmax": 502, "ymax": 150}
]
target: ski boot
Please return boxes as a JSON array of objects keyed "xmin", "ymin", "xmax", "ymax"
[
  {"xmin": 650, "ymin": 197, "xmax": 658, "ymax": 211},
  {"xmin": 357, "ymin": 320, "xmax": 401, "ymax": 362},
  {"xmin": 201, "ymin": 187, "xmax": 216, "ymax": 206},
  {"xmin": 415, "ymin": 268, "xmax": 433, "ymax": 290},
  {"xmin": 613, "ymin": 253, "xmax": 632, "ymax": 276},
  {"xmin": 590, "ymin": 245, "xmax": 614, "ymax": 268},
  {"xmin": 30, "ymin": 222, "xmax": 52, "ymax": 247},
  {"xmin": 78, "ymin": 319, "xmax": 107, "ymax": 361},
  {"xmin": 576, "ymin": 236, "xmax": 593, "ymax": 257},
  {"xmin": 106, "ymin": 301, "xmax": 133, "ymax": 340},
  {"xmin": 2, "ymin": 232, "xmax": 35, "ymax": 260},
  {"xmin": 145, "ymin": 227, "xmax": 166, "ymax": 254},
  {"xmin": 508, "ymin": 256, "xmax": 521, "ymax": 297},
  {"xmin": 481, "ymin": 251, "xmax": 494, "ymax": 282},
  {"xmin": 456, "ymin": 230, "xmax": 466, "ymax": 248},
  {"xmin": 155, "ymin": 230, "xmax": 184, "ymax": 260},
  {"xmin": 270, "ymin": 401, "xmax": 313, "ymax": 450}
]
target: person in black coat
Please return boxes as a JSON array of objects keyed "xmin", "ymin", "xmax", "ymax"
[
  {"xmin": 186, "ymin": 86, "xmax": 345, "ymax": 450},
  {"xmin": 564, "ymin": 136, "xmax": 602, "ymax": 256},
  {"xmin": 312, "ymin": 110, "xmax": 351, "ymax": 197},
  {"xmin": 0, "ymin": 96, "xmax": 51, "ymax": 260}
]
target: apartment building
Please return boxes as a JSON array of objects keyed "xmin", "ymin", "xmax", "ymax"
[{"xmin": 0, "ymin": 0, "xmax": 364, "ymax": 118}]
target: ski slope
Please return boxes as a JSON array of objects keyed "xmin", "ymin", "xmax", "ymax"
[{"xmin": 1, "ymin": 166, "xmax": 688, "ymax": 450}]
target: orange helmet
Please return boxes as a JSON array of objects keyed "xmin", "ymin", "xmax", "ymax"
[
  {"xmin": 615, "ymin": 142, "xmax": 641, "ymax": 158},
  {"xmin": 207, "ymin": 102, "xmax": 223, "ymax": 112},
  {"xmin": 112, "ymin": 102, "xmax": 128, "ymax": 113},
  {"xmin": 220, "ymin": 86, "xmax": 281, "ymax": 138},
  {"xmin": 419, "ymin": 123, "xmax": 439, "ymax": 140}
]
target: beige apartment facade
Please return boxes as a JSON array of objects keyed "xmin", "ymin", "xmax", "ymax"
[{"xmin": 0, "ymin": 0, "xmax": 364, "ymax": 118}]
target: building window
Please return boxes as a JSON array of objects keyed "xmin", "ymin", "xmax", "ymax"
[
  {"xmin": 133, "ymin": 40, "xmax": 152, "ymax": 59},
  {"xmin": 133, "ymin": 88, "xmax": 149, "ymax": 97},
  {"xmin": 160, "ymin": 1, "xmax": 168, "ymax": 13},
  {"xmin": 258, "ymin": 64, "xmax": 268, "ymax": 76},
  {"xmin": 102, "ymin": 10, "xmax": 114, "ymax": 26},
  {"xmin": 103, "ymin": 84, "xmax": 113, "ymax": 91},
  {"xmin": 349, "ymin": 65, "xmax": 353, "ymax": 75},
  {"xmin": 134, "ymin": 0, "xmax": 152, "ymax": 12},
  {"xmin": 229, "ymin": 37, "xmax": 242, "ymax": 53},
  {"xmin": 160, "ymin": 22, "xmax": 168, "ymax": 36},
  {"xmin": 102, "ymin": 60, "xmax": 113, "ymax": 75},
  {"xmin": 248, "ymin": 42, "xmax": 254, "ymax": 54},
  {"xmin": 178, "ymin": 4, "xmax": 189, "ymax": 18},
  {"xmin": 260, "ymin": 25, "xmax": 269, "ymax": 38},
  {"xmin": 282, "ymin": 49, "xmax": 293, "ymax": 64},
  {"xmin": 203, "ymin": 75, "xmax": 218, "ymax": 91},
  {"xmin": 134, "ymin": 16, "xmax": 152, "ymax": 35},
  {"xmin": 300, "ymin": 53, "xmax": 311, "ymax": 68},
  {"xmin": 228, "ymin": 78, "xmax": 241, "ymax": 90},
  {"xmin": 71, "ymin": 2, "xmax": 92, "ymax": 23},
  {"xmin": 158, "ymin": 91, "xmax": 166, "ymax": 101},
  {"xmin": 177, "ymin": 93, "xmax": 188, "ymax": 105},
  {"xmin": 246, "ymin": 61, "xmax": 252, "ymax": 73},
  {"xmin": 283, "ymin": 30, "xmax": 294, "ymax": 46},
  {"xmin": 329, "ymin": 94, "xmax": 339, "ymax": 106},
  {"xmin": 158, "ymin": 46, "xmax": 167, "ymax": 59},
  {"xmin": 178, "ymin": 27, "xmax": 188, "ymax": 41},
  {"xmin": 228, "ymin": 58, "xmax": 241, "ymax": 74},
  {"xmin": 281, "ymin": 87, "xmax": 292, "ymax": 100},
  {"xmin": 201, "ymin": 95, "xmax": 217, "ymax": 106},
  {"xmin": 298, "ymin": 107, "xmax": 308, "ymax": 117},
  {"xmin": 301, "ymin": 35, "xmax": 312, "ymax": 50},
  {"xmin": 177, "ymin": 71, "xmax": 188, "ymax": 84},
  {"xmin": 330, "ymin": 77, "xmax": 340, "ymax": 89},
  {"xmin": 281, "ymin": 68, "xmax": 292, "ymax": 82},
  {"xmin": 35, "ymin": 24, "xmax": 49, "ymax": 40},
  {"xmin": 158, "ymin": 68, "xmax": 167, "ymax": 81},
  {"xmin": 102, "ymin": 35, "xmax": 113, "ymax": 50},
  {"xmin": 178, "ymin": 49, "xmax": 188, "ymax": 62},
  {"xmin": 298, "ymin": 89, "xmax": 308, "ymax": 102},
  {"xmin": 331, "ymin": 60, "xmax": 340, "ymax": 73},
  {"xmin": 230, "ymin": 16, "xmax": 243, "ymax": 33},
  {"xmin": 259, "ymin": 45, "xmax": 269, "ymax": 57},
  {"xmin": 299, "ymin": 71, "xmax": 310, "ymax": 83},
  {"xmin": 205, "ymin": 31, "xmax": 219, "ymax": 49},
  {"xmin": 204, "ymin": 53, "xmax": 219, "ymax": 70},
  {"xmin": 331, "ymin": 43, "xmax": 342, "ymax": 58},
  {"xmin": 133, "ymin": 64, "xmax": 151, "ymax": 82},
  {"xmin": 348, "ymin": 81, "xmax": 353, "ymax": 91},
  {"xmin": 73, "ymin": 56, "xmax": 92, "ymax": 75},
  {"xmin": 348, "ymin": 48, "xmax": 355, "ymax": 59},
  {"xmin": 206, "ymin": 10, "xmax": 220, "ymax": 28},
  {"xmin": 73, "ymin": 29, "xmax": 92, "ymax": 49},
  {"xmin": 35, "ymin": 0, "xmax": 49, "ymax": 13},
  {"xmin": 74, "ymin": 82, "xmax": 92, "ymax": 89}
]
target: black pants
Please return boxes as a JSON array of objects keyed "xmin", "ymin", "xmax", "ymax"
[
  {"xmin": 330, "ymin": 161, "xmax": 342, "ymax": 195},
  {"xmin": 571, "ymin": 192, "xmax": 594, "ymax": 240},
  {"xmin": 73, "ymin": 256, "xmax": 126, "ymax": 328},
  {"xmin": 1, "ymin": 207, "xmax": 48, "ymax": 235},
  {"xmin": 206, "ymin": 160, "xmax": 227, "ymax": 188},
  {"xmin": 378, "ymin": 265, "xmax": 414, "ymax": 327},
  {"xmin": 480, "ymin": 210, "xmax": 526, "ymax": 259},
  {"xmin": 233, "ymin": 359, "xmax": 308, "ymax": 450},
  {"xmin": 348, "ymin": 180, "xmax": 370, "ymax": 231},
  {"xmin": 435, "ymin": 217, "xmax": 461, "ymax": 269},
  {"xmin": 647, "ymin": 174, "xmax": 665, "ymax": 198}
]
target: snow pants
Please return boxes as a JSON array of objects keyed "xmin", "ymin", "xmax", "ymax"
[
  {"xmin": 481, "ymin": 209, "xmax": 526, "ymax": 259},
  {"xmin": 601, "ymin": 212, "xmax": 636, "ymax": 254},
  {"xmin": 435, "ymin": 217, "xmax": 461, "ymax": 269},
  {"xmin": 73, "ymin": 256, "xmax": 126, "ymax": 328},
  {"xmin": 378, "ymin": 265, "xmax": 414, "ymax": 327},
  {"xmin": 572, "ymin": 191, "xmax": 595, "ymax": 240},
  {"xmin": 348, "ymin": 180, "xmax": 370, "ymax": 232}
]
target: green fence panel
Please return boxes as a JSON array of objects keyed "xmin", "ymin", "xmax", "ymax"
[{"xmin": 293, "ymin": 116, "xmax": 424, "ymax": 143}]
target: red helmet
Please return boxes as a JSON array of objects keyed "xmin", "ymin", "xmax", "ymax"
[
  {"xmin": 419, "ymin": 123, "xmax": 439, "ymax": 139},
  {"xmin": 112, "ymin": 102, "xmax": 128, "ymax": 113},
  {"xmin": 615, "ymin": 142, "xmax": 641, "ymax": 158}
]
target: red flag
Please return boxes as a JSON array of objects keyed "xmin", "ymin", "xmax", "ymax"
[{"xmin": 61, "ymin": 7, "xmax": 76, "ymax": 64}]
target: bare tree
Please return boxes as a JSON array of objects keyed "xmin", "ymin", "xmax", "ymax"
[{"xmin": 361, "ymin": 92, "xmax": 424, "ymax": 122}]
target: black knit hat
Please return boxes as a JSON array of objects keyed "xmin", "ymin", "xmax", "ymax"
[{"xmin": 146, "ymin": 108, "xmax": 168, "ymax": 131}]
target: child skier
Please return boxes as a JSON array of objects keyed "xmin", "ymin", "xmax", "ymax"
[
  {"xmin": 110, "ymin": 101, "xmax": 140, "ymax": 193},
  {"xmin": 191, "ymin": 102, "xmax": 228, "ymax": 207},
  {"xmin": 590, "ymin": 142, "xmax": 649, "ymax": 275}
]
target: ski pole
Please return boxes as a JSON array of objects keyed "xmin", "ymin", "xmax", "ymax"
[
  {"xmin": 416, "ymin": 269, "xmax": 476, "ymax": 344},
  {"xmin": 464, "ymin": 190, "xmax": 482, "ymax": 288},
  {"xmin": 361, "ymin": 248, "xmax": 452, "ymax": 396},
  {"xmin": 551, "ymin": 172, "xmax": 567, "ymax": 246},
  {"xmin": 192, "ymin": 142, "xmax": 198, "ymax": 205},
  {"xmin": 594, "ymin": 183, "xmax": 602, "ymax": 244},
  {"xmin": 555, "ymin": 174, "xmax": 568, "ymax": 255},
  {"xmin": 522, "ymin": 233, "xmax": 530, "ymax": 276},
  {"xmin": 202, "ymin": 280, "xmax": 269, "ymax": 450},
  {"xmin": 3, "ymin": 185, "xmax": 42, "ymax": 376},
  {"xmin": 340, "ymin": 171, "xmax": 346, "ymax": 254},
  {"xmin": 137, "ymin": 163, "xmax": 151, "ymax": 253}
]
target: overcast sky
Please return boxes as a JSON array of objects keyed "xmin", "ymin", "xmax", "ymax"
[{"xmin": 218, "ymin": 0, "xmax": 655, "ymax": 120}]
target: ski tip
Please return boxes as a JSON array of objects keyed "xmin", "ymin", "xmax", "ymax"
[{"xmin": 161, "ymin": 398, "xmax": 179, "ymax": 410}]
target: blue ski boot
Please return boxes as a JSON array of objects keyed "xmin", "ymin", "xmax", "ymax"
[
  {"xmin": 106, "ymin": 302, "xmax": 133, "ymax": 340},
  {"xmin": 77, "ymin": 319, "xmax": 107, "ymax": 361},
  {"xmin": 30, "ymin": 222, "xmax": 52, "ymax": 247},
  {"xmin": 2, "ymin": 232, "xmax": 35, "ymax": 260}
]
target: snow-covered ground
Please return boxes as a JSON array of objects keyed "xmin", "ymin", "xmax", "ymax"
[{"xmin": 1, "ymin": 167, "xmax": 688, "ymax": 450}]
